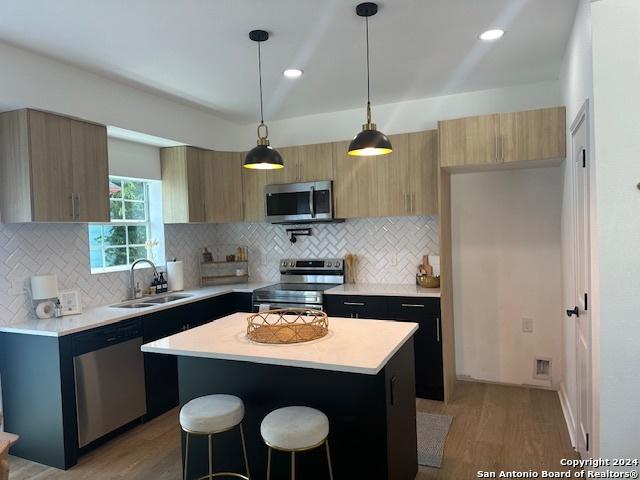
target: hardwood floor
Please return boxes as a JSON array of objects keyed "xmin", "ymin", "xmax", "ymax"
[
  {"xmin": 416, "ymin": 381, "xmax": 579, "ymax": 479},
  {"xmin": 9, "ymin": 381, "xmax": 578, "ymax": 479}
]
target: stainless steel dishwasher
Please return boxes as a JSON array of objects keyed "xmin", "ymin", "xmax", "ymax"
[{"xmin": 73, "ymin": 319, "xmax": 147, "ymax": 448}]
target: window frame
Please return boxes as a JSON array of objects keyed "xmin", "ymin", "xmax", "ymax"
[{"xmin": 89, "ymin": 176, "xmax": 154, "ymax": 274}]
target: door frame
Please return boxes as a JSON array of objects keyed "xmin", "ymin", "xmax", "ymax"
[{"xmin": 568, "ymin": 99, "xmax": 595, "ymax": 458}]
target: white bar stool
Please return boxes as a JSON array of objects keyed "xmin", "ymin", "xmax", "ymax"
[
  {"xmin": 180, "ymin": 394, "xmax": 250, "ymax": 480},
  {"xmin": 260, "ymin": 406, "xmax": 333, "ymax": 480}
]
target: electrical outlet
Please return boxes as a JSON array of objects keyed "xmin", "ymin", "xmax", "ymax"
[{"xmin": 522, "ymin": 317, "xmax": 534, "ymax": 333}]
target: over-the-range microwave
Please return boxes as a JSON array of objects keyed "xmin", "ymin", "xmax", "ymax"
[{"xmin": 265, "ymin": 180, "xmax": 338, "ymax": 224}]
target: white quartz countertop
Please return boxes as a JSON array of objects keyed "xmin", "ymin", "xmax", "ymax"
[
  {"xmin": 0, "ymin": 283, "xmax": 274, "ymax": 337},
  {"xmin": 325, "ymin": 283, "xmax": 440, "ymax": 298},
  {"xmin": 141, "ymin": 312, "xmax": 418, "ymax": 375}
]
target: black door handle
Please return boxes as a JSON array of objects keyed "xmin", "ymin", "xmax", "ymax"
[{"xmin": 566, "ymin": 306, "xmax": 579, "ymax": 318}]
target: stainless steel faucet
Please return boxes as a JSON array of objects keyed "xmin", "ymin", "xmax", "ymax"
[{"xmin": 129, "ymin": 259, "xmax": 158, "ymax": 300}]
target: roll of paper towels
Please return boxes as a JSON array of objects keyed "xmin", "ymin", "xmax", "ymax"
[{"xmin": 166, "ymin": 261, "xmax": 184, "ymax": 292}]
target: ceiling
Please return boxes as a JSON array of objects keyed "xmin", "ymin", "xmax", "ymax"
[{"xmin": 0, "ymin": 0, "xmax": 578, "ymax": 124}]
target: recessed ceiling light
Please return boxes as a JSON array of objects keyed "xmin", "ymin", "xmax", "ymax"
[
  {"xmin": 479, "ymin": 29, "xmax": 504, "ymax": 41},
  {"xmin": 283, "ymin": 68, "xmax": 303, "ymax": 78}
]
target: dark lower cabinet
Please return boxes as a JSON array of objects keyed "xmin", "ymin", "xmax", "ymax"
[
  {"xmin": 0, "ymin": 290, "xmax": 251, "ymax": 470},
  {"xmin": 325, "ymin": 294, "xmax": 444, "ymax": 401},
  {"xmin": 324, "ymin": 295, "xmax": 388, "ymax": 318},
  {"xmin": 143, "ymin": 294, "xmax": 237, "ymax": 420}
]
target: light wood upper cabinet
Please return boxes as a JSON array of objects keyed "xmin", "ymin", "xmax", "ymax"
[
  {"xmin": 500, "ymin": 107, "xmax": 566, "ymax": 163},
  {"xmin": 438, "ymin": 114, "xmax": 500, "ymax": 168},
  {"xmin": 333, "ymin": 140, "xmax": 379, "ymax": 219},
  {"xmin": 377, "ymin": 133, "xmax": 410, "ymax": 217},
  {"xmin": 0, "ymin": 109, "xmax": 109, "ymax": 223},
  {"xmin": 266, "ymin": 146, "xmax": 298, "ymax": 185},
  {"xmin": 267, "ymin": 143, "xmax": 334, "ymax": 185},
  {"xmin": 203, "ymin": 150, "xmax": 244, "ymax": 223},
  {"xmin": 332, "ymin": 132, "xmax": 438, "ymax": 219},
  {"xmin": 408, "ymin": 130, "xmax": 438, "ymax": 215},
  {"xmin": 438, "ymin": 107, "xmax": 566, "ymax": 169},
  {"xmin": 297, "ymin": 143, "xmax": 334, "ymax": 182},
  {"xmin": 70, "ymin": 119, "xmax": 110, "ymax": 222},
  {"xmin": 161, "ymin": 146, "xmax": 244, "ymax": 224},
  {"xmin": 161, "ymin": 146, "xmax": 206, "ymax": 223},
  {"xmin": 242, "ymin": 161, "xmax": 268, "ymax": 222}
]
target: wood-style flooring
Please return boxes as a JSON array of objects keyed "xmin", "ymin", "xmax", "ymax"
[{"xmin": 9, "ymin": 381, "xmax": 578, "ymax": 480}]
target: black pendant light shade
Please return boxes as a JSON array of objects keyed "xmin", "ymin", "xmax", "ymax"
[
  {"xmin": 348, "ymin": 120, "xmax": 393, "ymax": 156},
  {"xmin": 348, "ymin": 2, "xmax": 392, "ymax": 157},
  {"xmin": 244, "ymin": 29, "xmax": 284, "ymax": 170}
]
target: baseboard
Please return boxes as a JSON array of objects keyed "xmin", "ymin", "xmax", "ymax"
[
  {"xmin": 456, "ymin": 375, "xmax": 557, "ymax": 391},
  {"xmin": 558, "ymin": 383, "xmax": 577, "ymax": 449}
]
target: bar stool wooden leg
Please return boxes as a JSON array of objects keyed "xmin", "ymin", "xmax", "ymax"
[
  {"xmin": 239, "ymin": 423, "xmax": 251, "ymax": 479},
  {"xmin": 291, "ymin": 451, "xmax": 296, "ymax": 480},
  {"xmin": 208, "ymin": 434, "xmax": 213, "ymax": 479},
  {"xmin": 266, "ymin": 447, "xmax": 272, "ymax": 480},
  {"xmin": 325, "ymin": 439, "xmax": 334, "ymax": 480},
  {"xmin": 184, "ymin": 432, "xmax": 190, "ymax": 480}
]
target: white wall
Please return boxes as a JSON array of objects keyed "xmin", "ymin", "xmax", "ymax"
[
  {"xmin": 0, "ymin": 41, "xmax": 243, "ymax": 151},
  {"xmin": 591, "ymin": 0, "xmax": 640, "ymax": 460},
  {"xmin": 243, "ymin": 81, "xmax": 562, "ymax": 147},
  {"xmin": 107, "ymin": 137, "xmax": 161, "ymax": 180},
  {"xmin": 451, "ymin": 167, "xmax": 564, "ymax": 388},
  {"xmin": 559, "ymin": 0, "xmax": 595, "ymax": 449}
]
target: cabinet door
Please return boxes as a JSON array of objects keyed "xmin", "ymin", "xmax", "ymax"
[
  {"xmin": 408, "ymin": 130, "xmax": 438, "ymax": 215},
  {"xmin": 242, "ymin": 158, "xmax": 268, "ymax": 222},
  {"xmin": 203, "ymin": 151, "xmax": 244, "ymax": 223},
  {"xmin": 160, "ymin": 147, "xmax": 206, "ymax": 223},
  {"xmin": 500, "ymin": 107, "xmax": 566, "ymax": 163},
  {"xmin": 297, "ymin": 143, "xmax": 334, "ymax": 182},
  {"xmin": 332, "ymin": 141, "xmax": 379, "ymax": 219},
  {"xmin": 28, "ymin": 110, "xmax": 74, "ymax": 222},
  {"xmin": 438, "ymin": 114, "xmax": 500, "ymax": 168},
  {"xmin": 387, "ymin": 297, "xmax": 443, "ymax": 400},
  {"xmin": 266, "ymin": 146, "xmax": 298, "ymax": 184},
  {"xmin": 325, "ymin": 295, "xmax": 388, "ymax": 319},
  {"xmin": 377, "ymin": 134, "xmax": 411, "ymax": 217},
  {"xmin": 70, "ymin": 120, "xmax": 110, "ymax": 222},
  {"xmin": 186, "ymin": 149, "xmax": 206, "ymax": 222}
]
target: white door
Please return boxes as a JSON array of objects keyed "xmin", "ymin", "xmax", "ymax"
[{"xmin": 570, "ymin": 104, "xmax": 592, "ymax": 458}]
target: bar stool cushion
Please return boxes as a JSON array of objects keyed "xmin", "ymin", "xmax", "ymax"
[
  {"xmin": 261, "ymin": 406, "xmax": 329, "ymax": 450},
  {"xmin": 180, "ymin": 394, "xmax": 244, "ymax": 434}
]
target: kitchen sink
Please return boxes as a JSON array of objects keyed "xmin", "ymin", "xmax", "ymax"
[
  {"xmin": 111, "ymin": 302, "xmax": 156, "ymax": 309},
  {"xmin": 145, "ymin": 294, "xmax": 192, "ymax": 304},
  {"xmin": 110, "ymin": 294, "xmax": 192, "ymax": 309}
]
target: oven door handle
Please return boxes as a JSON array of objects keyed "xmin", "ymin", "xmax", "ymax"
[{"xmin": 309, "ymin": 186, "xmax": 316, "ymax": 218}]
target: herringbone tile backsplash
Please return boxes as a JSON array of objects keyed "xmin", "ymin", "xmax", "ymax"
[
  {"xmin": 215, "ymin": 216, "xmax": 439, "ymax": 284},
  {"xmin": 0, "ymin": 216, "xmax": 438, "ymax": 326}
]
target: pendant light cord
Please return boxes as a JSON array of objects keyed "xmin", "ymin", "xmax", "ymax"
[
  {"xmin": 257, "ymin": 41, "xmax": 265, "ymax": 125},
  {"xmin": 365, "ymin": 16, "xmax": 372, "ymax": 125}
]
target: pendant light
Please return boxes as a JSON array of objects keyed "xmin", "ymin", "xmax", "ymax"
[
  {"xmin": 244, "ymin": 29, "xmax": 284, "ymax": 170},
  {"xmin": 348, "ymin": 2, "xmax": 392, "ymax": 157}
]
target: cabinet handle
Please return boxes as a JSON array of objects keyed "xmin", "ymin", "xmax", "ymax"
[
  {"xmin": 390, "ymin": 376, "xmax": 397, "ymax": 406},
  {"xmin": 404, "ymin": 194, "xmax": 409, "ymax": 213},
  {"xmin": 401, "ymin": 303, "xmax": 424, "ymax": 308},
  {"xmin": 356, "ymin": 313, "xmax": 359, "ymax": 319},
  {"xmin": 501, "ymin": 135, "xmax": 505, "ymax": 161},
  {"xmin": 70, "ymin": 194, "xmax": 75, "ymax": 219},
  {"xmin": 411, "ymin": 193, "xmax": 415, "ymax": 213},
  {"xmin": 495, "ymin": 135, "xmax": 499, "ymax": 161},
  {"xmin": 74, "ymin": 193, "xmax": 80, "ymax": 220},
  {"xmin": 436, "ymin": 317, "xmax": 441, "ymax": 342},
  {"xmin": 344, "ymin": 302, "xmax": 365, "ymax": 306}
]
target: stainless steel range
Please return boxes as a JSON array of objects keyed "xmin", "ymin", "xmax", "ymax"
[{"xmin": 252, "ymin": 258, "xmax": 344, "ymax": 311}]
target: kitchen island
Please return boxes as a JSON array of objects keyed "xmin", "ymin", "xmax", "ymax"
[{"xmin": 142, "ymin": 312, "xmax": 418, "ymax": 480}]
